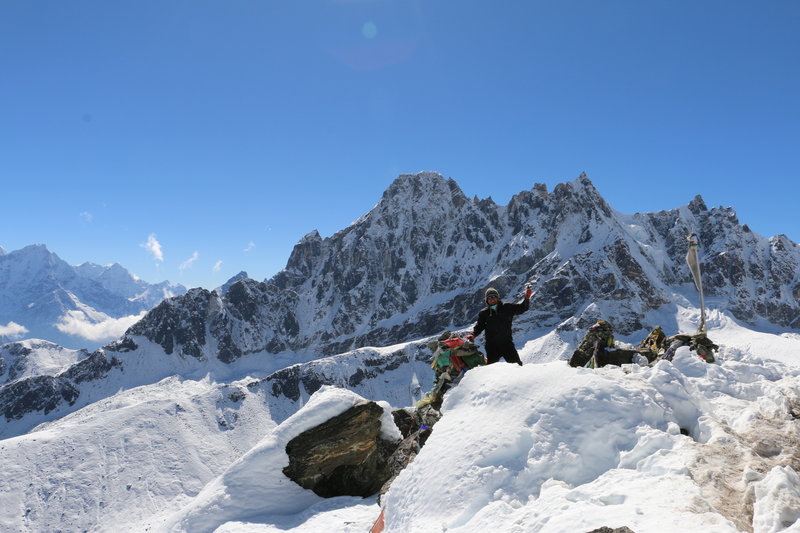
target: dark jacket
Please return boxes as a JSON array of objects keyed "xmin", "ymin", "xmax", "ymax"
[{"xmin": 472, "ymin": 299, "xmax": 530, "ymax": 345}]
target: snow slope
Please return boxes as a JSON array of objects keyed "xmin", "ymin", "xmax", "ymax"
[
  {"xmin": 100, "ymin": 318, "xmax": 799, "ymax": 533},
  {"xmin": 0, "ymin": 374, "xmax": 276, "ymax": 532},
  {"xmin": 0, "ymin": 314, "xmax": 797, "ymax": 533}
]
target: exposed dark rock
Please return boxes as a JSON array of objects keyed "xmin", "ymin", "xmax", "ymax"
[
  {"xmin": 379, "ymin": 404, "xmax": 442, "ymax": 501},
  {"xmin": 587, "ymin": 527, "xmax": 635, "ymax": 533},
  {"xmin": 61, "ymin": 350, "xmax": 122, "ymax": 384},
  {"xmin": 1, "ymin": 375, "xmax": 79, "ymax": 420},
  {"xmin": 0, "ymin": 346, "xmax": 123, "ymax": 422},
  {"xmin": 218, "ymin": 271, "xmax": 249, "ymax": 296},
  {"xmin": 6, "ymin": 345, "xmax": 33, "ymax": 382},
  {"xmin": 104, "ymin": 337, "xmax": 138, "ymax": 353},
  {"xmin": 391, "ymin": 408, "xmax": 416, "ymax": 439},
  {"xmin": 127, "ymin": 288, "xmax": 212, "ymax": 359},
  {"xmin": 282, "ymin": 401, "xmax": 399, "ymax": 498}
]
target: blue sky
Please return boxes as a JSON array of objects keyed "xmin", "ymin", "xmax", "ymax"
[{"xmin": 1, "ymin": 1, "xmax": 798, "ymax": 289}]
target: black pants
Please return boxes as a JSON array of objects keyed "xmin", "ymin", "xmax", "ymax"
[{"xmin": 486, "ymin": 341, "xmax": 522, "ymax": 365}]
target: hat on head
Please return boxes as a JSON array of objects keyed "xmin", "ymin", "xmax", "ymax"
[{"xmin": 485, "ymin": 288, "xmax": 500, "ymax": 302}]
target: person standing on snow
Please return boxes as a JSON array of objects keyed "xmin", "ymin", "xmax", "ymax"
[{"xmin": 468, "ymin": 286, "xmax": 532, "ymax": 365}]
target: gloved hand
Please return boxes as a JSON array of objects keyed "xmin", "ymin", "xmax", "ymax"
[
  {"xmin": 525, "ymin": 285, "xmax": 533, "ymax": 299},
  {"xmin": 465, "ymin": 334, "xmax": 475, "ymax": 341}
]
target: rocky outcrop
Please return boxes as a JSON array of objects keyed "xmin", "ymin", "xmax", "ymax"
[
  {"xmin": 0, "ymin": 347, "xmax": 121, "ymax": 423},
  {"xmin": 127, "ymin": 288, "xmax": 212, "ymax": 359},
  {"xmin": 0, "ymin": 339, "xmax": 124, "ymax": 428},
  {"xmin": 282, "ymin": 400, "xmax": 399, "ymax": 498},
  {"xmin": 281, "ymin": 399, "xmax": 443, "ymax": 501},
  {"xmin": 0, "ymin": 375, "xmax": 79, "ymax": 420}
]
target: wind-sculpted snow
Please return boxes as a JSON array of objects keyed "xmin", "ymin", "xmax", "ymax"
[{"xmin": 0, "ymin": 375, "xmax": 276, "ymax": 533}]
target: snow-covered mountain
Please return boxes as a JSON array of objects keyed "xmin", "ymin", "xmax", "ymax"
[
  {"xmin": 1, "ymin": 172, "xmax": 799, "ymax": 533},
  {"xmin": 126, "ymin": 172, "xmax": 800, "ymax": 362},
  {"xmin": 0, "ymin": 244, "xmax": 187, "ymax": 349}
]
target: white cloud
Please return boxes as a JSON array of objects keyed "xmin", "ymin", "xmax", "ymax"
[
  {"xmin": 141, "ymin": 234, "xmax": 164, "ymax": 262},
  {"xmin": 244, "ymin": 241, "xmax": 256, "ymax": 252},
  {"xmin": 55, "ymin": 310, "xmax": 146, "ymax": 342},
  {"xmin": 0, "ymin": 321, "xmax": 29, "ymax": 338},
  {"xmin": 179, "ymin": 251, "xmax": 200, "ymax": 271},
  {"xmin": 80, "ymin": 211, "xmax": 93, "ymax": 222},
  {"xmin": 213, "ymin": 260, "xmax": 223, "ymax": 273}
]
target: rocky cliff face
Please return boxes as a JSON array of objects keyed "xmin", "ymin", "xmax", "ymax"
[
  {"xmin": 0, "ymin": 340, "xmax": 122, "ymax": 426},
  {"xmin": 120, "ymin": 172, "xmax": 800, "ymax": 363}
]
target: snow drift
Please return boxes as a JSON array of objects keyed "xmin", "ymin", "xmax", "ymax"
[{"xmin": 136, "ymin": 324, "xmax": 800, "ymax": 533}]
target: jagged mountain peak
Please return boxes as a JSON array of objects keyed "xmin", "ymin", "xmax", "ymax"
[
  {"xmin": 688, "ymin": 194, "xmax": 709, "ymax": 215},
  {"xmin": 75, "ymin": 261, "xmax": 137, "ymax": 282},
  {"xmin": 384, "ymin": 170, "xmax": 447, "ymax": 191},
  {"xmin": 381, "ymin": 171, "xmax": 466, "ymax": 208},
  {"xmin": 11, "ymin": 243, "xmax": 58, "ymax": 260},
  {"xmin": 769, "ymin": 233, "xmax": 796, "ymax": 248},
  {"xmin": 552, "ymin": 172, "xmax": 607, "ymax": 207},
  {"xmin": 1, "ymin": 243, "xmax": 75, "ymax": 284},
  {"xmin": 299, "ymin": 230, "xmax": 322, "ymax": 243}
]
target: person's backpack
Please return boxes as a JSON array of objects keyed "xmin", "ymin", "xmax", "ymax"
[
  {"xmin": 419, "ymin": 332, "xmax": 486, "ymax": 408},
  {"xmin": 430, "ymin": 332, "xmax": 486, "ymax": 371}
]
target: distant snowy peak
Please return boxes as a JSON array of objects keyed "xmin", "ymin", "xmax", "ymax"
[
  {"xmin": 75, "ymin": 261, "xmax": 137, "ymax": 286},
  {"xmin": 74, "ymin": 260, "xmax": 186, "ymax": 305},
  {"xmin": 0, "ymin": 245, "xmax": 187, "ymax": 349},
  {"xmin": 0, "ymin": 244, "xmax": 77, "ymax": 287}
]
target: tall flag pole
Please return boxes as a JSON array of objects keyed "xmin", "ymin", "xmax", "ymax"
[{"xmin": 685, "ymin": 233, "xmax": 706, "ymax": 334}]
